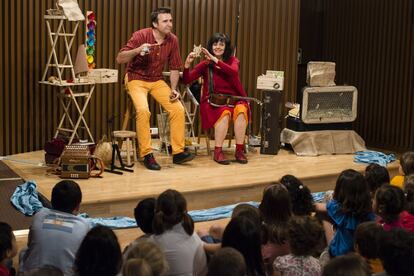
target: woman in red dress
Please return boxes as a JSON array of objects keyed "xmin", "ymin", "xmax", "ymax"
[{"xmin": 183, "ymin": 33, "xmax": 249, "ymax": 164}]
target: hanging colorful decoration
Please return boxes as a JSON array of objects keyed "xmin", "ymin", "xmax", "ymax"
[{"xmin": 86, "ymin": 11, "xmax": 96, "ymax": 69}]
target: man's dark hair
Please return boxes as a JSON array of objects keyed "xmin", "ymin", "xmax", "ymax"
[
  {"xmin": 354, "ymin": 221, "xmax": 384, "ymax": 259},
  {"xmin": 378, "ymin": 228, "xmax": 414, "ymax": 276},
  {"xmin": 151, "ymin": 7, "xmax": 171, "ymax": 27},
  {"xmin": 134, "ymin": 198, "xmax": 156, "ymax": 234},
  {"xmin": 322, "ymin": 253, "xmax": 371, "ymax": 276},
  {"xmin": 0, "ymin": 222, "xmax": 13, "ymax": 261},
  {"xmin": 51, "ymin": 180, "xmax": 82, "ymax": 213},
  {"xmin": 206, "ymin": 33, "xmax": 233, "ymax": 61},
  {"xmin": 400, "ymin": 151, "xmax": 414, "ymax": 175},
  {"xmin": 207, "ymin": 247, "xmax": 246, "ymax": 276}
]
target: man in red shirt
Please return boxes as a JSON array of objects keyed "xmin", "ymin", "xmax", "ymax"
[{"xmin": 117, "ymin": 7, "xmax": 194, "ymax": 170}]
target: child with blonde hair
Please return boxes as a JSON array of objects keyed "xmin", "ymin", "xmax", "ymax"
[{"xmin": 123, "ymin": 240, "xmax": 168, "ymax": 276}]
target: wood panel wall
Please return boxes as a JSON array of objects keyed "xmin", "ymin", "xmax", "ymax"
[
  {"xmin": 320, "ymin": 0, "xmax": 414, "ymax": 150},
  {"xmin": 0, "ymin": 0, "xmax": 299, "ymax": 155}
]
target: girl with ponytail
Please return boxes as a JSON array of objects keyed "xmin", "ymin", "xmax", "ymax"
[
  {"xmin": 280, "ymin": 174, "xmax": 315, "ymax": 216},
  {"xmin": 151, "ymin": 189, "xmax": 208, "ymax": 276}
]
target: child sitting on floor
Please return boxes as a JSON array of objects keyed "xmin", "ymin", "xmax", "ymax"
[
  {"xmin": 377, "ymin": 228, "xmax": 414, "ymax": 276},
  {"xmin": 391, "ymin": 151, "xmax": 414, "ymax": 189},
  {"xmin": 401, "ymin": 174, "xmax": 414, "ymax": 232},
  {"xmin": 354, "ymin": 221, "xmax": 384, "ymax": 273},
  {"xmin": 259, "ymin": 183, "xmax": 292, "ymax": 272},
  {"xmin": 200, "ymin": 203, "xmax": 260, "ymax": 244},
  {"xmin": 0, "ymin": 222, "xmax": 17, "ymax": 276},
  {"xmin": 280, "ymin": 174, "xmax": 315, "ymax": 216},
  {"xmin": 374, "ymin": 185, "xmax": 405, "ymax": 231},
  {"xmin": 207, "ymin": 247, "xmax": 246, "ymax": 276},
  {"xmin": 322, "ymin": 253, "xmax": 371, "ymax": 276},
  {"xmin": 365, "ymin": 163, "xmax": 390, "ymax": 198},
  {"xmin": 315, "ymin": 169, "xmax": 375, "ymax": 259},
  {"xmin": 273, "ymin": 216, "xmax": 325, "ymax": 276}
]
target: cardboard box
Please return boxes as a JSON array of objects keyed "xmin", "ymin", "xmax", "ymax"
[
  {"xmin": 88, "ymin": 68, "xmax": 118, "ymax": 83},
  {"xmin": 306, "ymin": 62, "xmax": 336, "ymax": 87},
  {"xmin": 256, "ymin": 71, "xmax": 284, "ymax": 91}
]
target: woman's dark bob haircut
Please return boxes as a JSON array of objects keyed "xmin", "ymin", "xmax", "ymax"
[{"xmin": 206, "ymin": 33, "xmax": 233, "ymax": 61}]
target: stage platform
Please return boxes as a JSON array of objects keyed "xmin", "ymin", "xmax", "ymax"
[{"xmin": 3, "ymin": 148, "xmax": 399, "ymax": 218}]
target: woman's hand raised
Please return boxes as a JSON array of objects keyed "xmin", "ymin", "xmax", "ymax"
[
  {"xmin": 202, "ymin": 48, "xmax": 219, "ymax": 64},
  {"xmin": 184, "ymin": 52, "xmax": 196, "ymax": 68}
]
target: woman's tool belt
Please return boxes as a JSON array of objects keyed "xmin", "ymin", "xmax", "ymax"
[
  {"xmin": 208, "ymin": 65, "xmax": 238, "ymax": 107},
  {"xmin": 208, "ymin": 93, "xmax": 238, "ymax": 107}
]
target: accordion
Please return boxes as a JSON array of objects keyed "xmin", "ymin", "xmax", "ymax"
[{"xmin": 60, "ymin": 145, "xmax": 91, "ymax": 179}]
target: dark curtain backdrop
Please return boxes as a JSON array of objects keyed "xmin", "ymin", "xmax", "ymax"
[{"xmin": 299, "ymin": 0, "xmax": 414, "ymax": 151}]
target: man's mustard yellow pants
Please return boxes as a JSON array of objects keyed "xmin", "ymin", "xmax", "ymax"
[{"xmin": 125, "ymin": 78, "xmax": 185, "ymax": 157}]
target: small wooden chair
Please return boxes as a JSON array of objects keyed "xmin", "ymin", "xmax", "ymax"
[{"xmin": 197, "ymin": 121, "xmax": 235, "ymax": 156}]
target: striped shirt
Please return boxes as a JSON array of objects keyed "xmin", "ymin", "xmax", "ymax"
[{"xmin": 120, "ymin": 27, "xmax": 182, "ymax": 82}]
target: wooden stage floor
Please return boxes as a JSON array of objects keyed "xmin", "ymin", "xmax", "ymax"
[{"xmin": 4, "ymin": 148, "xmax": 399, "ymax": 218}]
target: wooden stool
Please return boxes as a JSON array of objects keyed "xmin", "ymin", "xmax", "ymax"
[{"xmin": 112, "ymin": 130, "xmax": 138, "ymax": 166}]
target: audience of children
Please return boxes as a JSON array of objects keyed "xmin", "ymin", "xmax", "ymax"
[
  {"xmin": 221, "ymin": 215, "xmax": 265, "ymax": 276},
  {"xmin": 74, "ymin": 225, "xmax": 122, "ymax": 276},
  {"xmin": 390, "ymin": 151, "xmax": 414, "ymax": 188},
  {"xmin": 354, "ymin": 221, "xmax": 384, "ymax": 273},
  {"xmin": 123, "ymin": 240, "xmax": 168, "ymax": 276},
  {"xmin": 373, "ymin": 185, "xmax": 405, "ymax": 231},
  {"xmin": 19, "ymin": 180, "xmax": 91, "ymax": 275},
  {"xmin": 150, "ymin": 189, "xmax": 207, "ymax": 276},
  {"xmin": 259, "ymin": 183, "xmax": 291, "ymax": 270},
  {"xmin": 0, "ymin": 222, "xmax": 17, "ymax": 276},
  {"xmin": 280, "ymin": 174, "xmax": 315, "ymax": 216},
  {"xmin": 322, "ymin": 253, "xmax": 371, "ymax": 276},
  {"xmin": 207, "ymin": 247, "xmax": 246, "ymax": 276},
  {"xmin": 316, "ymin": 169, "xmax": 375, "ymax": 259},
  {"xmin": 6, "ymin": 153, "xmax": 414, "ymax": 276},
  {"xmin": 273, "ymin": 216, "xmax": 325, "ymax": 276}
]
